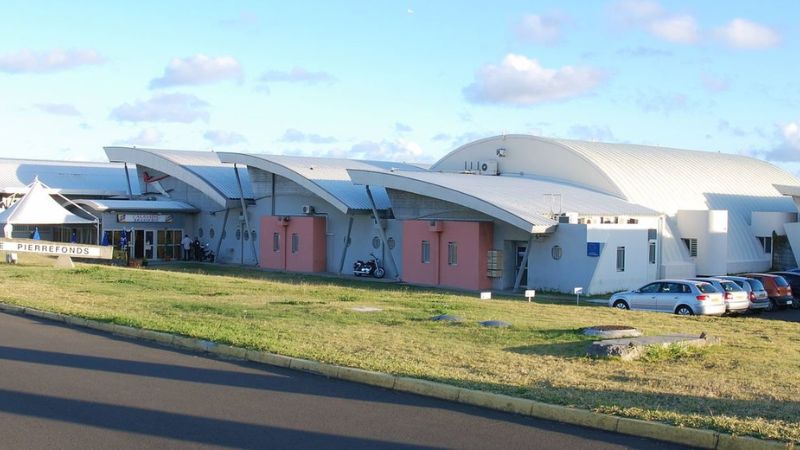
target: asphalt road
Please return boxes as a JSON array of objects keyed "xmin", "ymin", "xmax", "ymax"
[{"xmin": 0, "ymin": 312, "xmax": 690, "ymax": 450}]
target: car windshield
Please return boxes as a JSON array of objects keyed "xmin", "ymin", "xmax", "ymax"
[
  {"xmin": 720, "ymin": 281, "xmax": 743, "ymax": 292},
  {"xmin": 696, "ymin": 283, "xmax": 717, "ymax": 294},
  {"xmin": 747, "ymin": 279, "xmax": 765, "ymax": 291},
  {"xmin": 775, "ymin": 276, "xmax": 789, "ymax": 287}
]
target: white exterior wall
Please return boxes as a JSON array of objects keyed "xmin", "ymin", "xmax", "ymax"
[
  {"xmin": 752, "ymin": 211, "xmax": 797, "ymax": 237},
  {"xmin": 676, "ymin": 210, "xmax": 728, "ymax": 276},
  {"xmin": 585, "ymin": 224, "xmax": 658, "ymax": 294}
]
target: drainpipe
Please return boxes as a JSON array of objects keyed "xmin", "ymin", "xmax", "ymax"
[
  {"xmin": 233, "ymin": 163, "xmax": 258, "ymax": 266},
  {"xmin": 365, "ymin": 185, "xmax": 399, "ymax": 280},
  {"xmin": 513, "ymin": 235, "xmax": 534, "ymax": 291},
  {"xmin": 338, "ymin": 214, "xmax": 354, "ymax": 274}
]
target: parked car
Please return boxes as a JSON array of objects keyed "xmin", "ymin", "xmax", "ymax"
[
  {"xmin": 716, "ymin": 276, "xmax": 770, "ymax": 312},
  {"xmin": 609, "ymin": 279, "xmax": 726, "ymax": 316},
  {"xmin": 770, "ymin": 272, "xmax": 800, "ymax": 309},
  {"xmin": 689, "ymin": 277, "xmax": 750, "ymax": 314},
  {"xmin": 742, "ymin": 273, "xmax": 793, "ymax": 311}
]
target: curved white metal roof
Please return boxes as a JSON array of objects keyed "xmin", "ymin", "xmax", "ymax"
[
  {"xmin": 104, "ymin": 147, "xmax": 252, "ymax": 208},
  {"xmin": 0, "ymin": 157, "xmax": 137, "ymax": 196},
  {"xmin": 348, "ymin": 169, "xmax": 658, "ymax": 233},
  {"xmin": 433, "ymin": 134, "xmax": 800, "ymax": 264},
  {"xmin": 217, "ymin": 153, "xmax": 425, "ymax": 214},
  {"xmin": 73, "ymin": 199, "xmax": 199, "ymax": 213}
]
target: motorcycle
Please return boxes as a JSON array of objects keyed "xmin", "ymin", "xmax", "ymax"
[
  {"xmin": 197, "ymin": 243, "xmax": 215, "ymax": 262},
  {"xmin": 353, "ymin": 253, "xmax": 385, "ymax": 278}
]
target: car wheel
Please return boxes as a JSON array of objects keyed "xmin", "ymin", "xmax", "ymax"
[
  {"xmin": 675, "ymin": 305, "xmax": 694, "ymax": 316},
  {"xmin": 765, "ymin": 299, "xmax": 776, "ymax": 312},
  {"xmin": 792, "ymin": 299, "xmax": 800, "ymax": 310},
  {"xmin": 612, "ymin": 300, "xmax": 629, "ymax": 310}
]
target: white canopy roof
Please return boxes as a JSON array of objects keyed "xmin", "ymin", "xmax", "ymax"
[{"xmin": 0, "ymin": 179, "xmax": 95, "ymax": 225}]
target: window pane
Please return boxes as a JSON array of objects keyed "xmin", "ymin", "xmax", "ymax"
[
  {"xmin": 291, "ymin": 233, "xmax": 299, "ymax": 253},
  {"xmin": 421, "ymin": 240, "xmax": 430, "ymax": 263},
  {"xmin": 649, "ymin": 241, "xmax": 656, "ymax": 264},
  {"xmin": 448, "ymin": 242, "xmax": 457, "ymax": 265},
  {"xmin": 616, "ymin": 246, "xmax": 625, "ymax": 272},
  {"xmin": 273, "ymin": 233, "xmax": 280, "ymax": 252}
]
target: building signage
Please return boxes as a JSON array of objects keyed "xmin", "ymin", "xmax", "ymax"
[
  {"xmin": 117, "ymin": 213, "xmax": 173, "ymax": 223},
  {"xmin": 587, "ymin": 242, "xmax": 601, "ymax": 257},
  {"xmin": 0, "ymin": 239, "xmax": 113, "ymax": 259}
]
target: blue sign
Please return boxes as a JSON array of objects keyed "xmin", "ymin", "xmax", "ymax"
[{"xmin": 587, "ymin": 242, "xmax": 601, "ymax": 257}]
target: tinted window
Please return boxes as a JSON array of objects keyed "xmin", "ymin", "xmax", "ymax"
[
  {"xmin": 663, "ymin": 282, "xmax": 687, "ymax": 293},
  {"xmin": 730, "ymin": 279, "xmax": 747, "ymax": 290},
  {"xmin": 774, "ymin": 276, "xmax": 789, "ymax": 287},
  {"xmin": 639, "ymin": 283, "xmax": 661, "ymax": 293},
  {"xmin": 696, "ymin": 283, "xmax": 717, "ymax": 294},
  {"xmin": 720, "ymin": 281, "xmax": 743, "ymax": 292},
  {"xmin": 747, "ymin": 279, "xmax": 765, "ymax": 291}
]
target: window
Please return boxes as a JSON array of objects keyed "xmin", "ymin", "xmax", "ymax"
[
  {"xmin": 272, "ymin": 232, "xmax": 280, "ymax": 252},
  {"xmin": 209, "ymin": 228, "xmax": 215, "ymax": 239},
  {"xmin": 251, "ymin": 230, "xmax": 257, "ymax": 241},
  {"xmin": 616, "ymin": 246, "xmax": 625, "ymax": 272},
  {"xmin": 372, "ymin": 236, "xmax": 381, "ymax": 249},
  {"xmin": 198, "ymin": 228, "xmax": 204, "ymax": 238},
  {"xmin": 387, "ymin": 237, "xmax": 396, "ymax": 249},
  {"xmin": 649, "ymin": 241, "xmax": 656, "ymax": 264},
  {"xmin": 551, "ymin": 245, "xmax": 562, "ymax": 260},
  {"xmin": 291, "ymin": 233, "xmax": 299, "ymax": 253},
  {"xmin": 235, "ymin": 229, "xmax": 241, "ymax": 240},
  {"xmin": 757, "ymin": 236, "xmax": 772, "ymax": 254},
  {"xmin": 640, "ymin": 283, "xmax": 660, "ymax": 293},
  {"xmin": 421, "ymin": 240, "xmax": 430, "ymax": 263},
  {"xmin": 244, "ymin": 230, "xmax": 250, "ymax": 241},
  {"xmin": 447, "ymin": 242, "xmax": 458, "ymax": 266},
  {"xmin": 682, "ymin": 238, "xmax": 698, "ymax": 257}
]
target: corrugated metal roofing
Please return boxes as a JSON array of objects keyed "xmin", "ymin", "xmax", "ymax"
[
  {"xmin": 73, "ymin": 199, "xmax": 199, "ymax": 213},
  {"xmin": 218, "ymin": 153, "xmax": 425, "ymax": 213},
  {"xmin": 0, "ymin": 157, "xmax": 138, "ymax": 196},
  {"xmin": 349, "ymin": 169, "xmax": 659, "ymax": 232}
]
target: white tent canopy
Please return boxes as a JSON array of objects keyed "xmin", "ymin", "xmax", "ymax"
[{"xmin": 0, "ymin": 178, "xmax": 95, "ymax": 226}]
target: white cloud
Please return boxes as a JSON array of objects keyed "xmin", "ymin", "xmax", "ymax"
[
  {"xmin": 714, "ymin": 18, "xmax": 780, "ymax": 49},
  {"xmin": 432, "ymin": 133, "xmax": 451, "ymax": 141},
  {"xmin": 150, "ymin": 54, "xmax": 243, "ymax": 88},
  {"xmin": 515, "ymin": 12, "xmax": 568, "ymax": 45},
  {"xmin": 609, "ymin": 0, "xmax": 698, "ymax": 44},
  {"xmin": 463, "ymin": 54, "xmax": 605, "ymax": 105},
  {"xmin": 34, "ymin": 103, "xmax": 80, "ymax": 116},
  {"xmin": 259, "ymin": 67, "xmax": 335, "ymax": 85},
  {"xmin": 204, "ymin": 130, "xmax": 247, "ymax": 146},
  {"xmin": 764, "ymin": 121, "xmax": 800, "ymax": 162},
  {"xmin": 278, "ymin": 128, "xmax": 337, "ymax": 144},
  {"xmin": 701, "ymin": 73, "xmax": 730, "ymax": 93},
  {"xmin": 648, "ymin": 14, "xmax": 698, "ymax": 44},
  {"xmin": 0, "ymin": 48, "xmax": 104, "ymax": 73},
  {"xmin": 115, "ymin": 128, "xmax": 164, "ymax": 146},
  {"xmin": 291, "ymin": 139, "xmax": 428, "ymax": 162},
  {"xmin": 109, "ymin": 93, "xmax": 210, "ymax": 123}
]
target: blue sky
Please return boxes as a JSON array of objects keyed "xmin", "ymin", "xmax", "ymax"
[{"xmin": 1, "ymin": 1, "xmax": 798, "ymax": 173}]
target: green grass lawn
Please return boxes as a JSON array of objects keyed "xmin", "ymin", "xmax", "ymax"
[{"xmin": 2, "ymin": 255, "xmax": 799, "ymax": 443}]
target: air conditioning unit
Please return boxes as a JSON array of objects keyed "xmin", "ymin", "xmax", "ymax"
[
  {"xmin": 558, "ymin": 212, "xmax": 579, "ymax": 224},
  {"xmin": 302, "ymin": 205, "xmax": 315, "ymax": 214},
  {"xmin": 478, "ymin": 160, "xmax": 498, "ymax": 176}
]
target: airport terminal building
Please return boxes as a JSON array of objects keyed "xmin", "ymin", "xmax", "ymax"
[{"xmin": 3, "ymin": 134, "xmax": 800, "ymax": 295}]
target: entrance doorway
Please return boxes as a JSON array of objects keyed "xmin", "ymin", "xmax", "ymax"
[
  {"xmin": 516, "ymin": 244, "xmax": 529, "ymax": 287},
  {"xmin": 132, "ymin": 230, "xmax": 156, "ymax": 260}
]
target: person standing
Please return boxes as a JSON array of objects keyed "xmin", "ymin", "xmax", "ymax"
[{"xmin": 181, "ymin": 234, "xmax": 191, "ymax": 261}]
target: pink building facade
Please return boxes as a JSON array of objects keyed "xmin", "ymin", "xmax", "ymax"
[
  {"xmin": 401, "ymin": 220, "xmax": 493, "ymax": 291},
  {"xmin": 260, "ymin": 215, "xmax": 327, "ymax": 273}
]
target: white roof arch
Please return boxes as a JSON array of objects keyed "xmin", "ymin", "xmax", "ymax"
[
  {"xmin": 217, "ymin": 153, "xmax": 424, "ymax": 214},
  {"xmin": 104, "ymin": 147, "xmax": 252, "ymax": 208}
]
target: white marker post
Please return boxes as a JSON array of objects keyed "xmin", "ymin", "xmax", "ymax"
[
  {"xmin": 524, "ymin": 289, "xmax": 536, "ymax": 303},
  {"xmin": 574, "ymin": 287, "xmax": 583, "ymax": 305},
  {"xmin": 480, "ymin": 291, "xmax": 492, "ymax": 300}
]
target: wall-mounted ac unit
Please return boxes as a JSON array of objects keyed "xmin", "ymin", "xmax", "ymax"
[
  {"xmin": 302, "ymin": 205, "xmax": 315, "ymax": 214},
  {"xmin": 478, "ymin": 160, "xmax": 498, "ymax": 176}
]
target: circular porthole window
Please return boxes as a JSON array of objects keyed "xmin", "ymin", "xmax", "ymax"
[
  {"xmin": 209, "ymin": 228, "xmax": 215, "ymax": 239},
  {"xmin": 551, "ymin": 245, "xmax": 562, "ymax": 260},
  {"xmin": 244, "ymin": 230, "xmax": 250, "ymax": 241},
  {"xmin": 387, "ymin": 237, "xmax": 396, "ymax": 249},
  {"xmin": 251, "ymin": 230, "xmax": 257, "ymax": 241},
  {"xmin": 235, "ymin": 229, "xmax": 241, "ymax": 241},
  {"xmin": 372, "ymin": 236, "xmax": 381, "ymax": 249},
  {"xmin": 198, "ymin": 228, "xmax": 204, "ymax": 238}
]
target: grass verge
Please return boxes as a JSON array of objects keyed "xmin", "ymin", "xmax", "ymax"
[{"xmin": 1, "ymin": 255, "xmax": 799, "ymax": 443}]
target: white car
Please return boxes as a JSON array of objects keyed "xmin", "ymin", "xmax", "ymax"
[
  {"xmin": 609, "ymin": 279, "xmax": 726, "ymax": 316},
  {"xmin": 689, "ymin": 277, "xmax": 750, "ymax": 314}
]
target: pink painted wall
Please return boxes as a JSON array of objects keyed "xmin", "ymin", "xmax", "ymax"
[
  {"xmin": 402, "ymin": 220, "xmax": 493, "ymax": 291},
  {"xmin": 259, "ymin": 216, "xmax": 326, "ymax": 273}
]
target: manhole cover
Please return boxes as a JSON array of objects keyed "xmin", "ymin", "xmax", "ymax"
[
  {"xmin": 583, "ymin": 325, "xmax": 642, "ymax": 339},
  {"xmin": 431, "ymin": 314, "xmax": 464, "ymax": 322},
  {"xmin": 480, "ymin": 320, "xmax": 512, "ymax": 328}
]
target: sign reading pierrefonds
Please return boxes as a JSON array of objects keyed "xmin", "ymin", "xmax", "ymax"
[
  {"xmin": 117, "ymin": 213, "xmax": 172, "ymax": 223},
  {"xmin": 0, "ymin": 240, "xmax": 113, "ymax": 259}
]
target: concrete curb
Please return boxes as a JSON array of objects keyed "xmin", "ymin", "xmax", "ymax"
[{"xmin": 0, "ymin": 303, "xmax": 795, "ymax": 450}]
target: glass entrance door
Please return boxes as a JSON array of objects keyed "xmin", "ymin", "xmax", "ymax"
[{"xmin": 144, "ymin": 230, "xmax": 155, "ymax": 260}]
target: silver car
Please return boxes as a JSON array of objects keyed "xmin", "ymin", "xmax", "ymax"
[
  {"xmin": 716, "ymin": 275, "xmax": 770, "ymax": 312},
  {"xmin": 689, "ymin": 277, "xmax": 750, "ymax": 314},
  {"xmin": 609, "ymin": 279, "xmax": 726, "ymax": 316}
]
